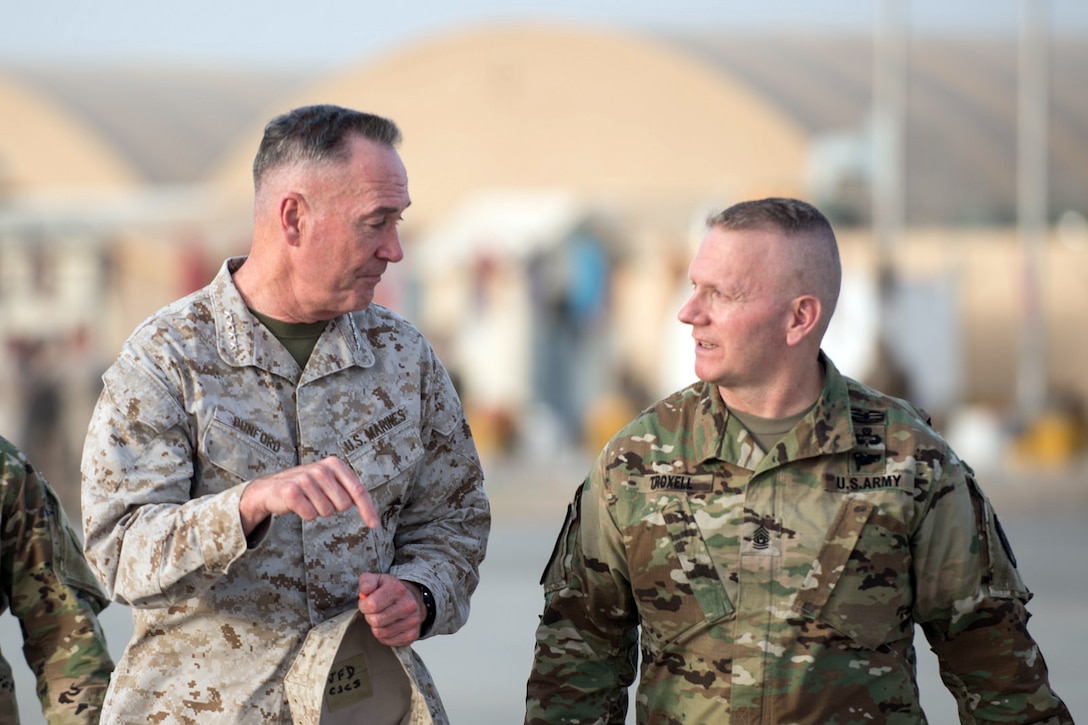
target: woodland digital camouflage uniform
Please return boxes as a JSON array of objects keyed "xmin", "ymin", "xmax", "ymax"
[
  {"xmin": 82, "ymin": 258, "xmax": 489, "ymax": 723},
  {"xmin": 526, "ymin": 354, "xmax": 1071, "ymax": 724},
  {"xmin": 0, "ymin": 435, "xmax": 113, "ymax": 725}
]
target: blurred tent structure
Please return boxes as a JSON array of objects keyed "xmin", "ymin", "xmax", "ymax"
[{"xmin": 1, "ymin": 23, "xmax": 1086, "ymax": 503}]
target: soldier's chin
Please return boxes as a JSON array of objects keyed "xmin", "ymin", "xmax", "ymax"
[{"xmin": 692, "ymin": 362, "xmax": 721, "ymax": 385}]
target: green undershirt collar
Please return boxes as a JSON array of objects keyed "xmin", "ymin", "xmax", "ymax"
[
  {"xmin": 250, "ymin": 309, "xmax": 328, "ymax": 369},
  {"xmin": 730, "ymin": 401, "xmax": 816, "ymax": 454}
]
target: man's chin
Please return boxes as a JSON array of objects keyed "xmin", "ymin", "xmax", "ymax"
[
  {"xmin": 692, "ymin": 362, "xmax": 720, "ymax": 383},
  {"xmin": 316, "ymin": 296, "xmax": 374, "ymax": 319},
  {"xmin": 346, "ymin": 288, "xmax": 377, "ymax": 310}
]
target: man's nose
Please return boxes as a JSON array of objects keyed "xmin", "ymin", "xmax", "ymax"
[{"xmin": 380, "ymin": 231, "xmax": 404, "ymax": 263}]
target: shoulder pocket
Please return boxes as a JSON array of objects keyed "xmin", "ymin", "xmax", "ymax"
[
  {"xmin": 966, "ymin": 472, "xmax": 1028, "ymax": 599},
  {"xmin": 104, "ymin": 353, "xmax": 186, "ymax": 434},
  {"xmin": 93, "ymin": 354, "xmax": 189, "ymax": 491},
  {"xmin": 42, "ymin": 480, "xmax": 109, "ymax": 607},
  {"xmin": 540, "ymin": 486, "xmax": 584, "ymax": 593}
]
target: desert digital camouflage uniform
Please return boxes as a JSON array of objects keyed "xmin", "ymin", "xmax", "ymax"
[
  {"xmin": 526, "ymin": 354, "xmax": 1071, "ymax": 724},
  {"xmin": 0, "ymin": 435, "xmax": 113, "ymax": 725},
  {"xmin": 81, "ymin": 257, "xmax": 490, "ymax": 724}
]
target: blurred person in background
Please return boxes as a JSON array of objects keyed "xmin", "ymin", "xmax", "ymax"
[
  {"xmin": 81, "ymin": 105, "xmax": 489, "ymax": 723},
  {"xmin": 525, "ymin": 197, "xmax": 1071, "ymax": 724},
  {"xmin": 0, "ymin": 434, "xmax": 113, "ymax": 725}
]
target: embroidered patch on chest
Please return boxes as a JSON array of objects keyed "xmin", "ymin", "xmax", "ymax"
[
  {"xmin": 626, "ymin": 474, "xmax": 716, "ymax": 493},
  {"xmin": 831, "ymin": 473, "xmax": 906, "ymax": 491}
]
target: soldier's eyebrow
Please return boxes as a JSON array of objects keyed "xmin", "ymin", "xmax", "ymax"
[{"xmin": 364, "ymin": 204, "xmax": 408, "ymax": 218}]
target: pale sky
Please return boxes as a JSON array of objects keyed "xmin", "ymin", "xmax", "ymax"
[{"xmin": 3, "ymin": 0, "xmax": 1086, "ymax": 70}]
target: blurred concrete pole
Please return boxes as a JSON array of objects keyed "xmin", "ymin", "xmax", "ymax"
[
  {"xmin": 872, "ymin": 0, "xmax": 906, "ymax": 360},
  {"xmin": 1017, "ymin": 0, "xmax": 1049, "ymax": 423}
]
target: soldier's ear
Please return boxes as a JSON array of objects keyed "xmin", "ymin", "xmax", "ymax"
[{"xmin": 785, "ymin": 295, "xmax": 821, "ymax": 346}]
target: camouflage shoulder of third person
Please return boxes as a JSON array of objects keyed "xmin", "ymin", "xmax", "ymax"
[{"xmin": 0, "ymin": 434, "xmax": 114, "ymax": 725}]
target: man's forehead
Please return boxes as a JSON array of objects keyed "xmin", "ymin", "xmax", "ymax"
[
  {"xmin": 691, "ymin": 229, "xmax": 778, "ymax": 288},
  {"xmin": 303, "ymin": 144, "xmax": 410, "ymax": 204}
]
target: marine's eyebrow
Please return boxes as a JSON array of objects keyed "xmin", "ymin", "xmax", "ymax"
[{"xmin": 363, "ymin": 203, "xmax": 410, "ymax": 219}]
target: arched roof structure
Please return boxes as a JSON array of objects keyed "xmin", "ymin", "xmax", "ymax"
[
  {"xmin": 673, "ymin": 32, "xmax": 1088, "ymax": 224},
  {"xmin": 212, "ymin": 24, "xmax": 810, "ymax": 227},
  {"xmin": 4, "ymin": 26, "xmax": 1086, "ymax": 226},
  {"xmin": 0, "ymin": 71, "xmax": 138, "ymax": 191}
]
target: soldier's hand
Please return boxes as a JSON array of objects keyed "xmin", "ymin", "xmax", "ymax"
[
  {"xmin": 238, "ymin": 456, "xmax": 379, "ymax": 534},
  {"xmin": 357, "ymin": 573, "xmax": 426, "ymax": 647}
]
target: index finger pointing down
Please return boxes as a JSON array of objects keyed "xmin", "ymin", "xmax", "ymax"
[{"xmin": 349, "ymin": 480, "xmax": 380, "ymax": 529}]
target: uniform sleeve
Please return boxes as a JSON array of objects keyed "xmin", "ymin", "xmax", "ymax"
[
  {"xmin": 913, "ymin": 464, "xmax": 1072, "ymax": 724},
  {"xmin": 524, "ymin": 464, "xmax": 639, "ymax": 725},
  {"xmin": 81, "ymin": 351, "xmax": 251, "ymax": 608},
  {"xmin": 1, "ymin": 442, "xmax": 114, "ymax": 724},
  {"xmin": 386, "ymin": 353, "xmax": 491, "ymax": 637}
]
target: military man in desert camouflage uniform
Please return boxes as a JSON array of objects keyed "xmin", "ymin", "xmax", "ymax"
[
  {"xmin": 82, "ymin": 105, "xmax": 489, "ymax": 723},
  {"xmin": 0, "ymin": 434, "xmax": 113, "ymax": 725},
  {"xmin": 525, "ymin": 198, "xmax": 1071, "ymax": 724}
]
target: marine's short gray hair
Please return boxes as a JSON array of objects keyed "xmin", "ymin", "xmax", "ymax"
[{"xmin": 252, "ymin": 104, "xmax": 401, "ymax": 191}]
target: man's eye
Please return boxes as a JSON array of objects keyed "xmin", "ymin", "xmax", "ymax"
[{"xmin": 367, "ymin": 214, "xmax": 403, "ymax": 230}]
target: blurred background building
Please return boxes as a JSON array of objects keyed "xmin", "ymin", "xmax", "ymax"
[{"xmin": 2, "ymin": 9, "xmax": 1087, "ymax": 519}]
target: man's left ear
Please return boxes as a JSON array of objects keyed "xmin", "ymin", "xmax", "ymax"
[{"xmin": 786, "ymin": 295, "xmax": 821, "ymax": 346}]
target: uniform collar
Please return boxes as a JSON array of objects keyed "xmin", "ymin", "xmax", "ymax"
[
  {"xmin": 702, "ymin": 351, "xmax": 858, "ymax": 469},
  {"xmin": 211, "ymin": 257, "xmax": 376, "ymax": 379}
]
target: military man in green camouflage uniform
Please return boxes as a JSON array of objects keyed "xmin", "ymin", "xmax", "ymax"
[
  {"xmin": 0, "ymin": 435, "xmax": 113, "ymax": 725},
  {"xmin": 525, "ymin": 198, "xmax": 1071, "ymax": 724}
]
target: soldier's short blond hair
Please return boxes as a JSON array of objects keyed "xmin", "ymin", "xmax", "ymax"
[{"xmin": 708, "ymin": 197, "xmax": 842, "ymax": 325}]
